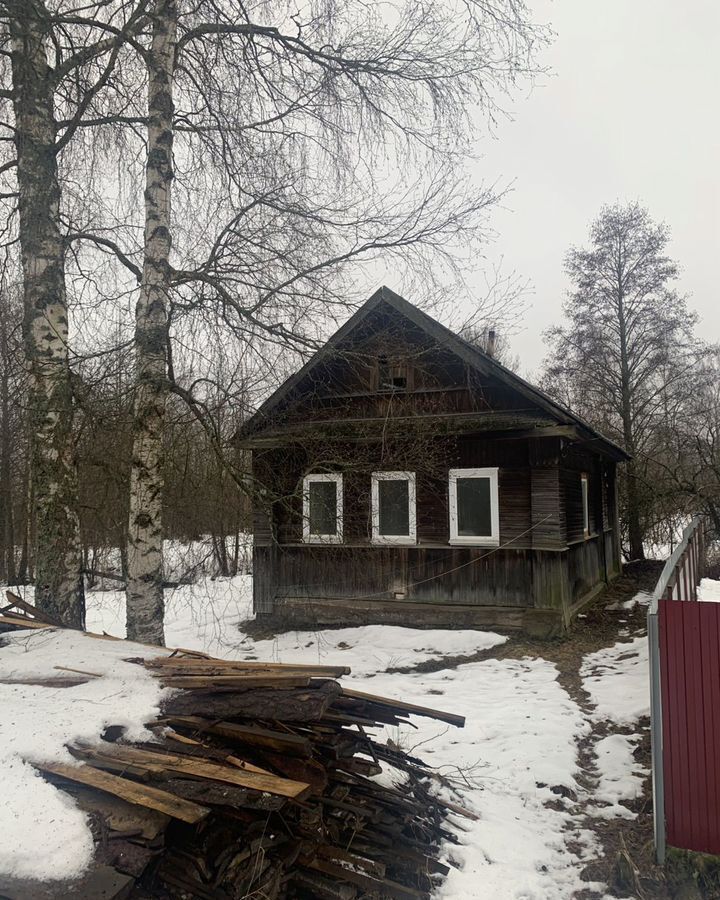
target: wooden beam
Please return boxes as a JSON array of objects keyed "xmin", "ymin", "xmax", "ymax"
[
  {"xmin": 341, "ymin": 688, "xmax": 465, "ymax": 729},
  {"xmin": 4, "ymin": 591, "xmax": 65, "ymax": 626},
  {"xmin": 0, "ymin": 614, "xmax": 51, "ymax": 629},
  {"xmin": 70, "ymin": 742, "xmax": 311, "ymax": 799},
  {"xmin": 36, "ymin": 761, "xmax": 211, "ymax": 824}
]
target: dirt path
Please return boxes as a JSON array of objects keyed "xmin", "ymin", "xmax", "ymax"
[
  {"xmin": 497, "ymin": 562, "xmax": 675, "ymax": 899},
  {"xmin": 389, "ymin": 560, "xmax": 672, "ymax": 898}
]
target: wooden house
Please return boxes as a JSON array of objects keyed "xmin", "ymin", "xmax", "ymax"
[{"xmin": 236, "ymin": 287, "xmax": 628, "ymax": 636}]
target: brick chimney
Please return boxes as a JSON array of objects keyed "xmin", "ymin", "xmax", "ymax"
[{"xmin": 486, "ymin": 328, "xmax": 497, "ymax": 358}]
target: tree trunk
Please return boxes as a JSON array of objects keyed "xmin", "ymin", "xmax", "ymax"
[
  {"xmin": 125, "ymin": 0, "xmax": 177, "ymax": 645},
  {"xmin": 0, "ymin": 301, "xmax": 17, "ymax": 584},
  {"xmin": 9, "ymin": 2, "xmax": 84, "ymax": 625},
  {"xmin": 617, "ymin": 292, "xmax": 645, "ymax": 561}
]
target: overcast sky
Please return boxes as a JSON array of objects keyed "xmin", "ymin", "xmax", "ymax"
[{"xmin": 404, "ymin": 0, "xmax": 719, "ymax": 376}]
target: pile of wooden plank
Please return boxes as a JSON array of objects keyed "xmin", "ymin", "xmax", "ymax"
[{"xmin": 0, "ymin": 594, "xmax": 469, "ymax": 899}]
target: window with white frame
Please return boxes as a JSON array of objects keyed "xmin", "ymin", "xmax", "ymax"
[
  {"xmin": 581, "ymin": 472, "xmax": 590, "ymax": 538},
  {"xmin": 448, "ymin": 468, "xmax": 499, "ymax": 546},
  {"xmin": 371, "ymin": 472, "xmax": 416, "ymax": 544},
  {"xmin": 303, "ymin": 473, "xmax": 343, "ymax": 543}
]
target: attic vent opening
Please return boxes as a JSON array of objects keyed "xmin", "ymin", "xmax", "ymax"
[{"xmin": 377, "ymin": 355, "xmax": 410, "ymax": 391}]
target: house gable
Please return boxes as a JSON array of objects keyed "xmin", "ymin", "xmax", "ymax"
[{"xmin": 237, "ymin": 287, "xmax": 628, "ymax": 460}]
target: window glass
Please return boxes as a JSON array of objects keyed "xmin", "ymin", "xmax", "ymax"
[
  {"xmin": 456, "ymin": 477, "xmax": 492, "ymax": 536},
  {"xmin": 308, "ymin": 480, "xmax": 338, "ymax": 536},
  {"xmin": 449, "ymin": 467, "xmax": 499, "ymax": 545},
  {"xmin": 378, "ymin": 478, "xmax": 410, "ymax": 535}
]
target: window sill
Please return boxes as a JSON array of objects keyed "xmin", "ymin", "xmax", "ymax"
[
  {"xmin": 448, "ymin": 538, "xmax": 500, "ymax": 548},
  {"xmin": 303, "ymin": 536, "xmax": 343, "ymax": 545},
  {"xmin": 371, "ymin": 537, "xmax": 417, "ymax": 546}
]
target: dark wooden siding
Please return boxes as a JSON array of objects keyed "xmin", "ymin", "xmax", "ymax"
[
  {"xmin": 253, "ymin": 435, "xmax": 539, "ymax": 550},
  {"xmin": 250, "ymin": 434, "xmax": 619, "ymax": 620},
  {"xmin": 566, "ymin": 537, "xmax": 604, "ymax": 604},
  {"xmin": 253, "ymin": 544, "xmax": 565, "ymax": 612}
]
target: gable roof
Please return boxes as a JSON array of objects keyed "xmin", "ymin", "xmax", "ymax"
[{"xmin": 237, "ymin": 286, "xmax": 629, "ymax": 460}]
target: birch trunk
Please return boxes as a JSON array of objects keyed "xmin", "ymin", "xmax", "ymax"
[
  {"xmin": 125, "ymin": 0, "xmax": 177, "ymax": 645},
  {"xmin": 0, "ymin": 301, "xmax": 16, "ymax": 584},
  {"xmin": 9, "ymin": 2, "xmax": 84, "ymax": 626}
]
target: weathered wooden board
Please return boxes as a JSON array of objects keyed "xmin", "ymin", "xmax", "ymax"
[{"xmin": 37, "ymin": 761, "xmax": 210, "ymax": 824}]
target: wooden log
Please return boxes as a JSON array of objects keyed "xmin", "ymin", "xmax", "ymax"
[
  {"xmin": 55, "ymin": 665, "xmax": 102, "ymax": 678},
  {"xmin": 294, "ymin": 869, "xmax": 358, "ymax": 899},
  {"xmin": 316, "ymin": 844, "xmax": 386, "ymax": 878},
  {"xmin": 305, "ymin": 857, "xmax": 430, "ymax": 899},
  {"xmin": 138, "ymin": 736, "xmax": 276, "ymax": 776},
  {"xmin": 0, "ymin": 676, "xmax": 90, "ymax": 688},
  {"xmin": 260, "ymin": 751, "xmax": 328, "ymax": 794},
  {"xmin": 144, "ymin": 657, "xmax": 351, "ymax": 677},
  {"xmin": 162, "ymin": 681, "xmax": 341, "ymax": 721},
  {"xmin": 157, "ymin": 674, "xmax": 313, "ymax": 689},
  {"xmin": 58, "ymin": 783, "xmax": 170, "ymax": 840},
  {"xmin": 36, "ymin": 761, "xmax": 210, "ymax": 824}
]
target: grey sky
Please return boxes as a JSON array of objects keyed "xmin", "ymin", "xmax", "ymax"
[{"xmin": 427, "ymin": 0, "xmax": 719, "ymax": 376}]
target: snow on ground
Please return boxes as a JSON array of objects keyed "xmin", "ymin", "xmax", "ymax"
[
  {"xmin": 606, "ymin": 589, "xmax": 652, "ymax": 611},
  {"xmin": 355, "ymin": 660, "xmax": 599, "ymax": 900},
  {"xmin": 82, "ymin": 536, "xmax": 253, "ymax": 588},
  {"xmin": 580, "ymin": 636, "xmax": 649, "ymax": 726},
  {"xmin": 3, "ymin": 572, "xmax": 648, "ymax": 897},
  {"xmin": 79, "ymin": 579, "xmax": 509, "ymax": 673},
  {"xmin": 247, "ymin": 625, "xmax": 506, "ymax": 677},
  {"xmin": 580, "ymin": 627, "xmax": 651, "ymax": 853},
  {"xmin": 590, "ymin": 733, "xmax": 648, "ymax": 820},
  {"xmin": 698, "ymin": 577, "xmax": 720, "ymax": 602},
  {"xmin": 0, "ymin": 629, "xmax": 168, "ymax": 881}
]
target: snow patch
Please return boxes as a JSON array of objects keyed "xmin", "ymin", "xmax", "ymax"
[
  {"xmin": 698, "ymin": 577, "xmax": 720, "ymax": 603},
  {"xmin": 591, "ymin": 733, "xmax": 648, "ymax": 820},
  {"xmin": 581, "ymin": 636, "xmax": 649, "ymax": 725},
  {"xmin": 0, "ymin": 629, "xmax": 168, "ymax": 881},
  {"xmin": 607, "ymin": 589, "xmax": 652, "ymax": 611}
]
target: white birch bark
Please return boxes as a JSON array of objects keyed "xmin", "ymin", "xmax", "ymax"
[
  {"xmin": 9, "ymin": 1, "xmax": 84, "ymax": 627},
  {"xmin": 125, "ymin": 0, "xmax": 177, "ymax": 645}
]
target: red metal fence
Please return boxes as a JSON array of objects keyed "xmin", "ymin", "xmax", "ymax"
[{"xmin": 649, "ymin": 517, "xmax": 715, "ymax": 861}]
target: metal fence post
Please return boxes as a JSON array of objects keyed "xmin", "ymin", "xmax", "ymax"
[{"xmin": 648, "ymin": 601, "xmax": 666, "ymax": 864}]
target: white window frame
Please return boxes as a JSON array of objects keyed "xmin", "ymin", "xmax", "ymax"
[
  {"xmin": 581, "ymin": 472, "xmax": 590, "ymax": 538},
  {"xmin": 371, "ymin": 471, "xmax": 417, "ymax": 545},
  {"xmin": 448, "ymin": 467, "xmax": 500, "ymax": 547},
  {"xmin": 302, "ymin": 473, "xmax": 343, "ymax": 544}
]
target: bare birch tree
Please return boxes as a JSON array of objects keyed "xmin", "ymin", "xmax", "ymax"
[
  {"xmin": 125, "ymin": 0, "xmax": 176, "ymax": 644},
  {"xmin": 4, "ymin": 2, "xmax": 85, "ymax": 624},
  {"xmin": 0, "ymin": 0, "xmax": 149, "ymax": 623}
]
